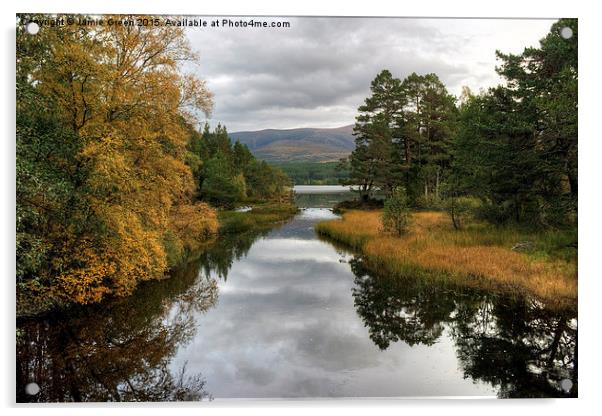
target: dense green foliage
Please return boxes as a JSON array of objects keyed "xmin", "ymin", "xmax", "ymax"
[
  {"xmin": 271, "ymin": 161, "xmax": 349, "ymax": 185},
  {"xmin": 344, "ymin": 19, "xmax": 577, "ymax": 227},
  {"xmin": 450, "ymin": 19, "xmax": 577, "ymax": 225},
  {"xmin": 190, "ymin": 124, "xmax": 292, "ymax": 208},
  {"xmin": 342, "ymin": 69, "xmax": 457, "ymax": 203}
]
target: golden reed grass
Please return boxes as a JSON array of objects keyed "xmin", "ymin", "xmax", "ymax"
[{"xmin": 316, "ymin": 210, "xmax": 577, "ymax": 308}]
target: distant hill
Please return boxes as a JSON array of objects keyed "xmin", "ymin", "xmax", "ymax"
[{"xmin": 229, "ymin": 125, "xmax": 355, "ymax": 162}]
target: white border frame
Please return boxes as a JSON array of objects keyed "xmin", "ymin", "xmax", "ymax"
[{"xmin": 2, "ymin": 1, "xmax": 598, "ymax": 414}]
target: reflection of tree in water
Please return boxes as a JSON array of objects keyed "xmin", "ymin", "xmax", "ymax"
[
  {"xmin": 351, "ymin": 259, "xmax": 456, "ymax": 349},
  {"xmin": 17, "ymin": 259, "xmax": 218, "ymax": 402},
  {"xmin": 452, "ymin": 297, "xmax": 577, "ymax": 398},
  {"xmin": 198, "ymin": 228, "xmax": 271, "ymax": 280},
  {"xmin": 350, "ymin": 258, "xmax": 577, "ymax": 398}
]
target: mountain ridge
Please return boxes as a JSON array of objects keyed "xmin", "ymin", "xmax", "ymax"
[{"xmin": 229, "ymin": 124, "xmax": 355, "ymax": 163}]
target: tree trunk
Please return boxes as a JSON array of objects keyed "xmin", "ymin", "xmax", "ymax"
[
  {"xmin": 450, "ymin": 201, "xmax": 459, "ymax": 230},
  {"xmin": 568, "ymin": 169, "xmax": 578, "ymax": 199}
]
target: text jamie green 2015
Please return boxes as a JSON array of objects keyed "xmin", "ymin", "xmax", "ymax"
[{"xmin": 26, "ymin": 16, "xmax": 291, "ymax": 29}]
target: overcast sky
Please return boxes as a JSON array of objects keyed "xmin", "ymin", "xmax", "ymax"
[{"xmin": 184, "ymin": 17, "xmax": 556, "ymax": 132}]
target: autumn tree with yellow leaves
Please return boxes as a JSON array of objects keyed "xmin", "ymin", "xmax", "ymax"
[{"xmin": 17, "ymin": 15, "xmax": 219, "ymax": 311}]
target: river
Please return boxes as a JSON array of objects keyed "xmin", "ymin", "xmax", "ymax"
[{"xmin": 16, "ymin": 186, "xmax": 577, "ymax": 401}]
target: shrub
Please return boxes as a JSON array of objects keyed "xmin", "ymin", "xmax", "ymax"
[
  {"xmin": 444, "ymin": 196, "xmax": 481, "ymax": 230},
  {"xmin": 414, "ymin": 194, "xmax": 443, "ymax": 210},
  {"xmin": 474, "ymin": 200, "xmax": 512, "ymax": 225},
  {"xmin": 381, "ymin": 187, "xmax": 411, "ymax": 236}
]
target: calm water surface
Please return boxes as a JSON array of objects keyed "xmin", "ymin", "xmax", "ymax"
[{"xmin": 16, "ymin": 188, "xmax": 577, "ymax": 401}]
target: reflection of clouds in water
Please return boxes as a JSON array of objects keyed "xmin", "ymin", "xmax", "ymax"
[
  {"xmin": 298, "ymin": 207, "xmax": 340, "ymax": 220},
  {"xmin": 17, "ymin": 208, "xmax": 575, "ymax": 400},
  {"xmin": 215, "ymin": 244, "xmax": 351, "ymax": 295},
  {"xmin": 168, "ymin": 213, "xmax": 497, "ymax": 398},
  {"xmin": 269, "ymin": 208, "xmax": 341, "ymax": 239},
  {"xmin": 248, "ymin": 238, "xmax": 341, "ymax": 263},
  {"xmin": 235, "ymin": 361, "xmax": 277, "ymax": 387}
]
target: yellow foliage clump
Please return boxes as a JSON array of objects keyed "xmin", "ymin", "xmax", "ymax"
[
  {"xmin": 20, "ymin": 16, "xmax": 218, "ymax": 305},
  {"xmin": 170, "ymin": 203, "xmax": 219, "ymax": 253}
]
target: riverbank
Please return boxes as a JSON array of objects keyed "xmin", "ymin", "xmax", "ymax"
[
  {"xmin": 316, "ymin": 210, "xmax": 577, "ymax": 309},
  {"xmin": 218, "ymin": 203, "xmax": 298, "ymax": 234},
  {"xmin": 17, "ymin": 203, "xmax": 297, "ymax": 318}
]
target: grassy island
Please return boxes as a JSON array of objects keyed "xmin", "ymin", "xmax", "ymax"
[{"xmin": 317, "ymin": 210, "xmax": 577, "ymax": 309}]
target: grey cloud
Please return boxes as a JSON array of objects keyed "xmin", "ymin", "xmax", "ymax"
[{"xmin": 183, "ymin": 17, "xmax": 554, "ymax": 131}]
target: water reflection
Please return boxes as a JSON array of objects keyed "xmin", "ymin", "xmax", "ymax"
[
  {"xmin": 198, "ymin": 228, "xmax": 273, "ymax": 280},
  {"xmin": 350, "ymin": 258, "xmax": 578, "ymax": 398},
  {"xmin": 16, "ymin": 260, "xmax": 218, "ymax": 402},
  {"xmin": 17, "ymin": 203, "xmax": 577, "ymax": 400}
]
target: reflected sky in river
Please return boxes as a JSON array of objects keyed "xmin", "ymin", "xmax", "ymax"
[
  {"xmin": 168, "ymin": 208, "xmax": 494, "ymax": 398},
  {"xmin": 17, "ymin": 200, "xmax": 577, "ymax": 401}
]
